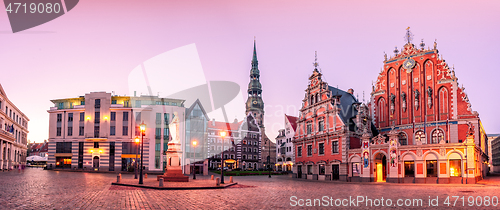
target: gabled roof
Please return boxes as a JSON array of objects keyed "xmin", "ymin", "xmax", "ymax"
[
  {"xmin": 328, "ymin": 86, "xmax": 359, "ymax": 124},
  {"xmin": 185, "ymin": 99, "xmax": 210, "ymax": 121},
  {"xmin": 285, "ymin": 114, "xmax": 298, "ymax": 131}
]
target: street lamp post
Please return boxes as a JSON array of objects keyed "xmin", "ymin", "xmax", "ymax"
[
  {"xmin": 220, "ymin": 131, "xmax": 227, "ymax": 184},
  {"xmin": 139, "ymin": 122, "xmax": 146, "ymax": 184},
  {"xmin": 134, "ymin": 137, "xmax": 140, "ymax": 179},
  {"xmin": 268, "ymin": 138, "xmax": 271, "ymax": 178},
  {"xmin": 192, "ymin": 140, "xmax": 198, "ymax": 180}
]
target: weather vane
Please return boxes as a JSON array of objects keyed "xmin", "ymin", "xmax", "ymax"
[
  {"xmin": 404, "ymin": 27, "xmax": 413, "ymax": 44},
  {"xmin": 313, "ymin": 51, "xmax": 319, "ymax": 69}
]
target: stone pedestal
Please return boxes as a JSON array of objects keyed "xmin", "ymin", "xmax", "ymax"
[{"xmin": 157, "ymin": 142, "xmax": 189, "ymax": 182}]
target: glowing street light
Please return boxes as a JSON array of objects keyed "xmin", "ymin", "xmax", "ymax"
[
  {"xmin": 139, "ymin": 122, "xmax": 146, "ymax": 184},
  {"xmin": 192, "ymin": 140, "xmax": 198, "ymax": 180},
  {"xmin": 220, "ymin": 131, "xmax": 227, "ymax": 184},
  {"xmin": 134, "ymin": 136, "xmax": 140, "ymax": 179}
]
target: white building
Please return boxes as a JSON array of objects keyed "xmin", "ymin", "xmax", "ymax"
[
  {"xmin": 276, "ymin": 114, "xmax": 297, "ymax": 172},
  {"xmin": 0, "ymin": 84, "xmax": 29, "ymax": 170},
  {"xmin": 47, "ymin": 92, "xmax": 185, "ymax": 173}
]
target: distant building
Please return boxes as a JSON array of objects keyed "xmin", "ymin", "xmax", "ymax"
[
  {"xmin": 184, "ymin": 99, "xmax": 209, "ymax": 175},
  {"xmin": 28, "ymin": 141, "xmax": 48, "ymax": 157},
  {"xmin": 0, "ymin": 84, "xmax": 29, "ymax": 170},
  {"xmin": 47, "ymin": 92, "xmax": 185, "ymax": 173},
  {"xmin": 276, "ymin": 115, "xmax": 297, "ymax": 172},
  {"xmin": 491, "ymin": 136, "xmax": 500, "ymax": 173},
  {"xmin": 206, "ymin": 113, "xmax": 262, "ymax": 170}
]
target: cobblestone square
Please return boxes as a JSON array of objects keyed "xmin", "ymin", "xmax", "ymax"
[{"xmin": 1, "ymin": 168, "xmax": 500, "ymax": 209}]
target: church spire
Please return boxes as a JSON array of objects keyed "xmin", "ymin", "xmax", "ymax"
[{"xmin": 252, "ymin": 37, "xmax": 258, "ymax": 68}]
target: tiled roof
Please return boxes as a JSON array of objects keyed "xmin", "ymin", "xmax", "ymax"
[{"xmin": 285, "ymin": 114, "xmax": 298, "ymax": 131}]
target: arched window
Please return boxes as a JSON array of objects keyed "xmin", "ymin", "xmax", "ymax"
[
  {"xmin": 311, "ymin": 95, "xmax": 315, "ymax": 105},
  {"xmin": 438, "ymin": 87, "xmax": 449, "ymax": 120},
  {"xmin": 377, "ymin": 97, "xmax": 386, "ymax": 127},
  {"xmin": 316, "ymin": 93, "xmax": 319, "ymax": 103},
  {"xmin": 399, "ymin": 132, "xmax": 408, "ymax": 145},
  {"xmin": 431, "ymin": 129, "xmax": 444, "ymax": 144},
  {"xmin": 415, "ymin": 130, "xmax": 426, "ymax": 144}
]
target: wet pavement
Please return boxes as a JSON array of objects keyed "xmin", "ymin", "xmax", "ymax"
[{"xmin": 1, "ymin": 168, "xmax": 500, "ymax": 209}]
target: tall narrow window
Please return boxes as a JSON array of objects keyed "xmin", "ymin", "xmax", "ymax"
[
  {"xmin": 57, "ymin": 114, "xmax": 62, "ymax": 122},
  {"xmin": 68, "ymin": 113, "xmax": 73, "ymax": 122},
  {"xmin": 307, "ymin": 145, "xmax": 312, "ymax": 156},
  {"xmin": 110, "ymin": 112, "xmax": 116, "ymax": 121},
  {"xmin": 399, "ymin": 132, "xmax": 408, "ymax": 145},
  {"xmin": 123, "ymin": 112, "xmax": 129, "ymax": 121},
  {"xmin": 318, "ymin": 120, "xmax": 324, "ymax": 132},
  {"xmin": 377, "ymin": 97, "xmax": 386, "ymax": 127},
  {"xmin": 80, "ymin": 112, "xmax": 84, "ymax": 121},
  {"xmin": 438, "ymin": 87, "xmax": 449, "ymax": 120},
  {"xmin": 306, "ymin": 123, "xmax": 312, "ymax": 134},
  {"xmin": 332, "ymin": 141, "xmax": 339, "ymax": 153},
  {"xmin": 318, "ymin": 143, "xmax": 324, "ymax": 155},
  {"xmin": 95, "ymin": 99, "xmax": 101, "ymax": 108},
  {"xmin": 297, "ymin": 146, "xmax": 302, "ymax": 157}
]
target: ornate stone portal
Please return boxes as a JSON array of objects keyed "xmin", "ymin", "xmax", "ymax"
[{"xmin": 157, "ymin": 112, "xmax": 189, "ymax": 182}]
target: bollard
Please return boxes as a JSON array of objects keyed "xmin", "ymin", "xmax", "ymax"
[
  {"xmin": 211, "ymin": 175, "xmax": 214, "ymax": 180},
  {"xmin": 159, "ymin": 178, "xmax": 164, "ymax": 187},
  {"xmin": 216, "ymin": 177, "xmax": 220, "ymax": 186},
  {"xmin": 117, "ymin": 175, "xmax": 121, "ymax": 183},
  {"xmin": 229, "ymin": 176, "xmax": 233, "ymax": 183},
  {"xmin": 145, "ymin": 173, "xmax": 148, "ymax": 179}
]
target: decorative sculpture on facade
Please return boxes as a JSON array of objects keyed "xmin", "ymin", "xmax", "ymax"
[
  {"xmin": 401, "ymin": 91, "xmax": 407, "ymax": 112},
  {"xmin": 466, "ymin": 121, "xmax": 475, "ymax": 137},
  {"xmin": 414, "ymin": 89, "xmax": 420, "ymax": 110},
  {"xmin": 427, "ymin": 86, "xmax": 433, "ymax": 109},
  {"xmin": 390, "ymin": 93, "xmax": 395, "ymax": 114}
]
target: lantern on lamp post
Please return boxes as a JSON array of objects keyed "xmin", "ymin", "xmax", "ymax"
[
  {"xmin": 192, "ymin": 140, "xmax": 198, "ymax": 180},
  {"xmin": 139, "ymin": 122, "xmax": 146, "ymax": 184}
]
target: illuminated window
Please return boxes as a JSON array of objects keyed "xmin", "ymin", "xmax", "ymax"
[
  {"xmin": 415, "ymin": 130, "xmax": 426, "ymax": 144},
  {"xmin": 449, "ymin": 160, "xmax": 462, "ymax": 177},
  {"xmin": 319, "ymin": 164, "xmax": 325, "ymax": 175},
  {"xmin": 432, "ymin": 129, "xmax": 444, "ymax": 144},
  {"xmin": 404, "ymin": 161, "xmax": 414, "ymax": 177}
]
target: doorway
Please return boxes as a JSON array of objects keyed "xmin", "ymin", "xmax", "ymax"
[
  {"xmin": 332, "ymin": 164, "xmax": 339, "ymax": 180},
  {"xmin": 297, "ymin": 165, "xmax": 302, "ymax": 178},
  {"xmin": 374, "ymin": 153, "xmax": 386, "ymax": 182},
  {"xmin": 93, "ymin": 156, "xmax": 99, "ymax": 171}
]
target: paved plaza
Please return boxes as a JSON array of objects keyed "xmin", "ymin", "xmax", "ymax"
[{"xmin": 1, "ymin": 168, "xmax": 500, "ymax": 209}]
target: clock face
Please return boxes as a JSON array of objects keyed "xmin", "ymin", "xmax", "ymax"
[
  {"xmin": 253, "ymin": 100, "xmax": 258, "ymax": 105},
  {"xmin": 403, "ymin": 58, "xmax": 416, "ymax": 73}
]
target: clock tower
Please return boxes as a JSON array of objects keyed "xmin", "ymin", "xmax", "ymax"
[{"xmin": 245, "ymin": 40, "xmax": 265, "ymax": 129}]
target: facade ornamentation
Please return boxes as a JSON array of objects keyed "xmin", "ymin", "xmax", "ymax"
[
  {"xmin": 414, "ymin": 89, "xmax": 420, "ymax": 110},
  {"xmin": 427, "ymin": 86, "xmax": 433, "ymax": 109}
]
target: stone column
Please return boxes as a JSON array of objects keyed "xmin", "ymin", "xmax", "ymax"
[
  {"xmin": 465, "ymin": 135, "xmax": 476, "ymax": 184},
  {"xmin": 361, "ymin": 133, "xmax": 371, "ymax": 182},
  {"xmin": 387, "ymin": 129, "xmax": 399, "ymax": 183}
]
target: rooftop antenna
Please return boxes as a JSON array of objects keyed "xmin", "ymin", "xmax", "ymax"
[{"xmin": 363, "ymin": 91, "xmax": 365, "ymax": 103}]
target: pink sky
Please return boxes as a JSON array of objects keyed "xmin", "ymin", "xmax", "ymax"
[{"xmin": 1, "ymin": 0, "xmax": 499, "ymax": 143}]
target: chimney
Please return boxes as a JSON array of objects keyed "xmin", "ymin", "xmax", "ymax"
[{"xmin": 347, "ymin": 88, "xmax": 354, "ymax": 95}]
